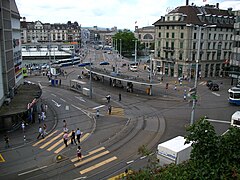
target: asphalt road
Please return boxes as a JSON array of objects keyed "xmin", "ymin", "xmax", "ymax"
[{"xmin": 0, "ymin": 48, "xmax": 238, "ymax": 180}]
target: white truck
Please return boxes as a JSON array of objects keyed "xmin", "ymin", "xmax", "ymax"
[{"xmin": 157, "ymin": 136, "xmax": 192, "ymax": 166}]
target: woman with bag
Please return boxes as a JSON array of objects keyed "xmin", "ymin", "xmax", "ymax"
[{"xmin": 77, "ymin": 146, "xmax": 82, "ymax": 161}]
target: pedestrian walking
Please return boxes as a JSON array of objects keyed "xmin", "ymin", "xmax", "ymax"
[
  {"xmin": 38, "ymin": 113, "xmax": 41, "ymax": 124},
  {"xmin": 77, "ymin": 146, "xmax": 82, "ymax": 161},
  {"xmin": 37, "ymin": 126, "xmax": 44, "ymax": 139},
  {"xmin": 41, "ymin": 111, "xmax": 45, "ymax": 122},
  {"xmin": 108, "ymin": 105, "xmax": 112, "ymax": 115},
  {"xmin": 4, "ymin": 134, "xmax": 10, "ymax": 148},
  {"xmin": 119, "ymin": 93, "xmax": 121, "ymax": 101},
  {"xmin": 43, "ymin": 123, "xmax": 47, "ymax": 136},
  {"xmin": 96, "ymin": 109, "xmax": 100, "ymax": 118},
  {"xmin": 45, "ymin": 104, "xmax": 48, "ymax": 114},
  {"xmin": 21, "ymin": 121, "xmax": 25, "ymax": 133},
  {"xmin": 63, "ymin": 120, "xmax": 68, "ymax": 132},
  {"xmin": 76, "ymin": 128, "xmax": 82, "ymax": 144},
  {"xmin": 106, "ymin": 95, "xmax": 111, "ymax": 103},
  {"xmin": 63, "ymin": 132, "xmax": 68, "ymax": 147},
  {"xmin": 71, "ymin": 130, "xmax": 77, "ymax": 145},
  {"xmin": 165, "ymin": 83, "xmax": 168, "ymax": 89}
]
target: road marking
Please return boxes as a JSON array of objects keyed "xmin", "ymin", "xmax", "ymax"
[
  {"xmin": 108, "ymin": 170, "xmax": 133, "ymax": 180},
  {"xmin": 206, "ymin": 119, "xmax": 230, "ymax": 124},
  {"xmin": 71, "ymin": 104, "xmax": 89, "ymax": 115},
  {"xmin": 74, "ymin": 150, "xmax": 110, "ymax": 167},
  {"xmin": 33, "ymin": 130, "xmax": 58, "ymax": 147},
  {"xmin": 52, "ymin": 99, "xmax": 61, "ymax": 107},
  {"xmin": 75, "ymin": 96, "xmax": 86, "ymax": 102},
  {"xmin": 126, "ymin": 160, "xmax": 134, "ymax": 164},
  {"xmin": 18, "ymin": 166, "xmax": 48, "ymax": 176},
  {"xmin": 73, "ymin": 177, "xmax": 87, "ymax": 180},
  {"xmin": 212, "ymin": 92, "xmax": 220, "ymax": 96},
  {"xmin": 80, "ymin": 156, "xmax": 117, "ymax": 175},
  {"xmin": 0, "ymin": 154, "xmax": 5, "ymax": 162},
  {"xmin": 60, "ymin": 98, "xmax": 66, "ymax": 102},
  {"xmin": 92, "ymin": 105, "xmax": 105, "ymax": 110},
  {"xmin": 109, "ymin": 107, "xmax": 124, "ymax": 117},
  {"xmin": 71, "ymin": 147, "xmax": 105, "ymax": 162},
  {"xmin": 40, "ymin": 131, "xmax": 63, "ymax": 149},
  {"xmin": 51, "ymin": 93, "xmax": 56, "ymax": 97},
  {"xmin": 54, "ymin": 133, "xmax": 90, "ymax": 154},
  {"xmin": 47, "ymin": 132, "xmax": 71, "ymax": 151}
]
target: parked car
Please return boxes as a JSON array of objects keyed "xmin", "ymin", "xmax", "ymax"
[
  {"xmin": 210, "ymin": 83, "xmax": 219, "ymax": 91},
  {"xmin": 130, "ymin": 65, "xmax": 138, "ymax": 72},
  {"xmin": 206, "ymin": 80, "xmax": 213, "ymax": 87}
]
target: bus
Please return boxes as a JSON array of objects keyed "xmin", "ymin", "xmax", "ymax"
[
  {"xmin": 228, "ymin": 87, "xmax": 240, "ymax": 105},
  {"xmin": 22, "ymin": 67, "xmax": 28, "ymax": 78},
  {"xmin": 51, "ymin": 57, "xmax": 80, "ymax": 67}
]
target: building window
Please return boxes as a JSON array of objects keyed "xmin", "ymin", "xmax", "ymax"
[
  {"xmin": 208, "ymin": 33, "xmax": 211, "ymax": 40},
  {"xmin": 194, "ymin": 33, "xmax": 197, "ymax": 39},
  {"xmin": 179, "ymin": 53, "xmax": 183, "ymax": 60},
  {"xmin": 166, "ymin": 32, "xmax": 169, "ymax": 38},
  {"xmin": 193, "ymin": 42, "xmax": 196, "ymax": 49},
  {"xmin": 208, "ymin": 42, "xmax": 211, "ymax": 49},
  {"xmin": 159, "ymin": 32, "xmax": 161, "ymax": 38},
  {"xmin": 207, "ymin": 52, "xmax": 211, "ymax": 60},
  {"xmin": 172, "ymin": 32, "xmax": 175, "ymax": 38},
  {"xmin": 180, "ymin": 33, "xmax": 184, "ymax": 38},
  {"xmin": 171, "ymin": 41, "xmax": 174, "ymax": 49},
  {"xmin": 166, "ymin": 41, "xmax": 169, "ymax": 48},
  {"xmin": 192, "ymin": 53, "xmax": 196, "ymax": 61},
  {"xmin": 213, "ymin": 42, "xmax": 216, "ymax": 49},
  {"xmin": 180, "ymin": 42, "xmax": 184, "ymax": 49}
]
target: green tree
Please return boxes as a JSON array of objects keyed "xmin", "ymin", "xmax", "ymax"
[
  {"xmin": 128, "ymin": 118, "xmax": 240, "ymax": 179},
  {"xmin": 112, "ymin": 29, "xmax": 137, "ymax": 56}
]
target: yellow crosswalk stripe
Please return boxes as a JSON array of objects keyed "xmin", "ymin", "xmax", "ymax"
[
  {"xmin": 108, "ymin": 107, "xmax": 124, "ymax": 116},
  {"xmin": 80, "ymin": 156, "xmax": 117, "ymax": 175},
  {"xmin": 40, "ymin": 131, "xmax": 63, "ymax": 149},
  {"xmin": 33, "ymin": 130, "xmax": 58, "ymax": 147},
  {"xmin": 108, "ymin": 170, "xmax": 133, "ymax": 180},
  {"xmin": 71, "ymin": 146, "xmax": 105, "ymax": 163},
  {"xmin": 54, "ymin": 133, "xmax": 90, "ymax": 154},
  {"xmin": 47, "ymin": 132, "xmax": 72, "ymax": 151},
  {"xmin": 0, "ymin": 154, "xmax": 5, "ymax": 163},
  {"xmin": 74, "ymin": 150, "xmax": 109, "ymax": 167}
]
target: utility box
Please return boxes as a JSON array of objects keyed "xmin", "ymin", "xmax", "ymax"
[{"xmin": 157, "ymin": 136, "xmax": 192, "ymax": 166}]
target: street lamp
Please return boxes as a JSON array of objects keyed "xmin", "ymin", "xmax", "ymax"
[
  {"xmin": 132, "ymin": 39, "xmax": 138, "ymax": 65},
  {"xmin": 119, "ymin": 39, "xmax": 122, "ymax": 58},
  {"xmin": 187, "ymin": 24, "xmax": 216, "ymax": 125}
]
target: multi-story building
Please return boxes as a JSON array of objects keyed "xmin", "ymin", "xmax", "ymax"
[
  {"xmin": 20, "ymin": 19, "xmax": 81, "ymax": 45},
  {"xmin": 134, "ymin": 26, "xmax": 155, "ymax": 53},
  {"xmin": 153, "ymin": 2, "xmax": 235, "ymax": 78},
  {"xmin": 230, "ymin": 11, "xmax": 240, "ymax": 85},
  {"xmin": 0, "ymin": 0, "xmax": 21, "ymax": 106}
]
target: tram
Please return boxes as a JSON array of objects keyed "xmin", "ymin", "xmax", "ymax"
[{"xmin": 228, "ymin": 87, "xmax": 240, "ymax": 105}]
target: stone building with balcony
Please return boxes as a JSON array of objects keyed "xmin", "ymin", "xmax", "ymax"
[
  {"xmin": 20, "ymin": 19, "xmax": 81, "ymax": 45},
  {"xmin": 230, "ymin": 11, "xmax": 240, "ymax": 85},
  {"xmin": 153, "ymin": 2, "xmax": 235, "ymax": 78}
]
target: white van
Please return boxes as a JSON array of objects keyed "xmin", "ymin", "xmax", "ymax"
[{"xmin": 231, "ymin": 111, "xmax": 240, "ymax": 127}]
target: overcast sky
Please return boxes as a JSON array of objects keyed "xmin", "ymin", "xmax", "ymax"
[{"xmin": 15, "ymin": 0, "xmax": 240, "ymax": 30}]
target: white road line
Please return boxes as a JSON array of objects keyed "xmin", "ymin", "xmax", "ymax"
[
  {"xmin": 75, "ymin": 96, "xmax": 86, "ymax": 102},
  {"xmin": 212, "ymin": 92, "xmax": 220, "ymax": 96},
  {"xmin": 73, "ymin": 176, "xmax": 87, "ymax": 180},
  {"xmin": 52, "ymin": 99, "xmax": 61, "ymax": 107},
  {"xmin": 51, "ymin": 93, "xmax": 56, "ymax": 97},
  {"xmin": 71, "ymin": 104, "xmax": 88, "ymax": 115},
  {"xmin": 18, "ymin": 166, "xmax": 48, "ymax": 176},
  {"xmin": 60, "ymin": 98, "xmax": 66, "ymax": 102},
  {"xmin": 205, "ymin": 119, "xmax": 230, "ymax": 124},
  {"xmin": 126, "ymin": 160, "xmax": 134, "ymax": 164},
  {"xmin": 140, "ymin": 156, "xmax": 147, "ymax": 160},
  {"xmin": 92, "ymin": 105, "xmax": 105, "ymax": 110}
]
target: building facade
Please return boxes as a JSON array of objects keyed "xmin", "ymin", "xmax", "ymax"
[
  {"xmin": 230, "ymin": 11, "xmax": 240, "ymax": 85},
  {"xmin": 20, "ymin": 19, "xmax": 81, "ymax": 45},
  {"xmin": 134, "ymin": 25, "xmax": 155, "ymax": 53},
  {"xmin": 153, "ymin": 3, "xmax": 235, "ymax": 78},
  {"xmin": 0, "ymin": 0, "xmax": 21, "ymax": 106}
]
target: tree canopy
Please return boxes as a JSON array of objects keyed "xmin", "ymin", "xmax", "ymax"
[{"xmin": 127, "ymin": 118, "xmax": 240, "ymax": 179}]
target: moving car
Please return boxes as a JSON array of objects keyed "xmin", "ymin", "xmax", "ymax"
[{"xmin": 209, "ymin": 83, "xmax": 219, "ymax": 91}]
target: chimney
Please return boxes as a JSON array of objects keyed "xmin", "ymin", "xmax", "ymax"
[
  {"xmin": 216, "ymin": 3, "xmax": 219, "ymax": 9},
  {"xmin": 186, "ymin": 0, "xmax": 189, "ymax": 6}
]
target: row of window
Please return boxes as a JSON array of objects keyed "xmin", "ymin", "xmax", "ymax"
[
  {"xmin": 158, "ymin": 50, "xmax": 231, "ymax": 61},
  {"xmin": 158, "ymin": 31, "xmax": 233, "ymax": 41}
]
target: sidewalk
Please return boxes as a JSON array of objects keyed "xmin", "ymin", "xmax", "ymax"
[{"xmin": 0, "ymin": 100, "xmax": 57, "ymax": 152}]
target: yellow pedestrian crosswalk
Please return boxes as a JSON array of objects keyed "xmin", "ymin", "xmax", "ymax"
[
  {"xmin": 108, "ymin": 107, "xmax": 124, "ymax": 117},
  {"xmin": 33, "ymin": 131, "xmax": 118, "ymax": 176}
]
